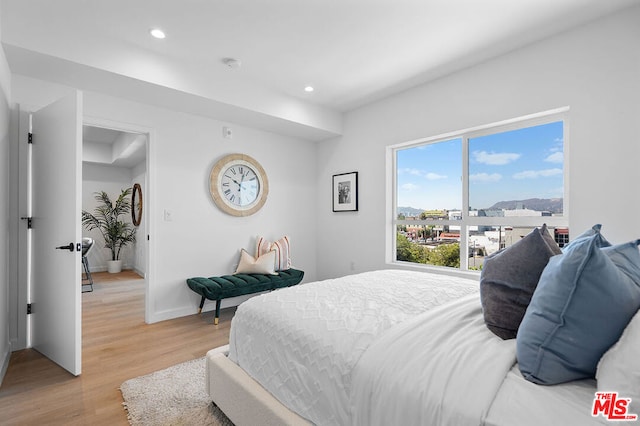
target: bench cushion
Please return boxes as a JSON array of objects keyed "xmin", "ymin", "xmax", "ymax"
[{"xmin": 187, "ymin": 269, "xmax": 304, "ymax": 301}]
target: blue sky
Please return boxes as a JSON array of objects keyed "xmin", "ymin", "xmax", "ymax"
[{"xmin": 397, "ymin": 121, "xmax": 563, "ymax": 211}]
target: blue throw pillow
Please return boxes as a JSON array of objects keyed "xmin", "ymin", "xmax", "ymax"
[
  {"xmin": 517, "ymin": 235, "xmax": 640, "ymax": 385},
  {"xmin": 562, "ymin": 223, "xmax": 610, "ymax": 251}
]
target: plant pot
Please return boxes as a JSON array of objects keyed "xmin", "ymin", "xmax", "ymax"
[{"xmin": 107, "ymin": 260, "xmax": 123, "ymax": 274}]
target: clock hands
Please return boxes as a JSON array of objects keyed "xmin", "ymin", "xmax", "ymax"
[
  {"xmin": 227, "ymin": 171, "xmax": 249, "ymax": 188},
  {"xmin": 224, "ymin": 173, "xmax": 256, "ymax": 206},
  {"xmin": 227, "ymin": 176, "xmax": 242, "ymax": 187}
]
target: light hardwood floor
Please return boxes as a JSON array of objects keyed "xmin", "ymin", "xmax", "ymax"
[{"xmin": 0, "ymin": 271, "xmax": 234, "ymax": 425}]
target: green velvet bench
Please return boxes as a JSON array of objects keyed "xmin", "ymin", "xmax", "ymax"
[{"xmin": 186, "ymin": 269, "xmax": 304, "ymax": 324}]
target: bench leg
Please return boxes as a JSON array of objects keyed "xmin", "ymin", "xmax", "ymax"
[
  {"xmin": 215, "ymin": 299, "xmax": 221, "ymax": 325},
  {"xmin": 198, "ymin": 296, "xmax": 206, "ymax": 314}
]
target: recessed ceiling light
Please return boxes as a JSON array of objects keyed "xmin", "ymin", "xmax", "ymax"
[
  {"xmin": 304, "ymin": 86, "xmax": 314, "ymax": 92},
  {"xmin": 150, "ymin": 28, "xmax": 166, "ymax": 39}
]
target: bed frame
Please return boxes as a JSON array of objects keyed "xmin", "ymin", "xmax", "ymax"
[{"xmin": 206, "ymin": 345, "xmax": 311, "ymax": 426}]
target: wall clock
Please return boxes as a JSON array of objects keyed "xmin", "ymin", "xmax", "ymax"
[{"xmin": 209, "ymin": 153, "xmax": 269, "ymax": 217}]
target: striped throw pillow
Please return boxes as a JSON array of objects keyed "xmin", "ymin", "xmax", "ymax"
[{"xmin": 256, "ymin": 235, "xmax": 291, "ymax": 271}]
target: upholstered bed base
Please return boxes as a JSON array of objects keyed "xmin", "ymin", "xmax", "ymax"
[{"xmin": 206, "ymin": 345, "xmax": 311, "ymax": 426}]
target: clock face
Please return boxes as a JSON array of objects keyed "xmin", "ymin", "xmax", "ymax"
[
  {"xmin": 220, "ymin": 164, "xmax": 260, "ymax": 207},
  {"xmin": 210, "ymin": 154, "xmax": 269, "ymax": 216}
]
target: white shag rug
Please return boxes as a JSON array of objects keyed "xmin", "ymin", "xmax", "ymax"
[{"xmin": 120, "ymin": 357, "xmax": 234, "ymax": 426}]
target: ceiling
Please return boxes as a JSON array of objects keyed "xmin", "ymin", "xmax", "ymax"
[
  {"xmin": 2, "ymin": 0, "xmax": 639, "ymax": 141},
  {"xmin": 83, "ymin": 125, "xmax": 146, "ymax": 169}
]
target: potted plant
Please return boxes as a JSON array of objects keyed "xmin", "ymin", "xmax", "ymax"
[{"xmin": 82, "ymin": 188, "xmax": 137, "ymax": 273}]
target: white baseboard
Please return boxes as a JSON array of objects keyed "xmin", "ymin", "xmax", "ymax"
[
  {"xmin": 10, "ymin": 336, "xmax": 26, "ymax": 352},
  {"xmin": 0, "ymin": 342, "xmax": 11, "ymax": 387},
  {"xmin": 148, "ymin": 306, "xmax": 197, "ymax": 324},
  {"xmin": 201, "ymin": 293, "xmax": 258, "ymax": 312},
  {"xmin": 148, "ymin": 294, "xmax": 259, "ymax": 324},
  {"xmin": 132, "ymin": 267, "xmax": 146, "ymax": 278},
  {"xmin": 89, "ymin": 264, "xmax": 136, "ymax": 273}
]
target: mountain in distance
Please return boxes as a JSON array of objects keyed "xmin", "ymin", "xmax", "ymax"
[
  {"xmin": 486, "ymin": 198, "xmax": 563, "ymax": 213},
  {"xmin": 397, "ymin": 206, "xmax": 425, "ymax": 216},
  {"xmin": 399, "ymin": 198, "xmax": 563, "ymax": 216}
]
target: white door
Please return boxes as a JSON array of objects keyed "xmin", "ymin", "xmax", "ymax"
[{"xmin": 30, "ymin": 92, "xmax": 83, "ymax": 376}]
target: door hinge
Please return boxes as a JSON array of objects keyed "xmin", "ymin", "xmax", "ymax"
[
  {"xmin": 21, "ymin": 216, "xmax": 33, "ymax": 229},
  {"xmin": 28, "ymin": 132, "xmax": 33, "ymax": 144},
  {"xmin": 27, "ymin": 303, "xmax": 32, "ymax": 315}
]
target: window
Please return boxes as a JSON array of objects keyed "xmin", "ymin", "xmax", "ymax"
[{"xmin": 391, "ymin": 109, "xmax": 568, "ymax": 271}]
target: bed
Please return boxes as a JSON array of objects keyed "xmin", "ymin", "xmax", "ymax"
[{"xmin": 206, "ymin": 267, "xmax": 639, "ymax": 425}]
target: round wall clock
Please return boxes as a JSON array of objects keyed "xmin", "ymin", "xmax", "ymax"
[{"xmin": 209, "ymin": 153, "xmax": 269, "ymax": 217}]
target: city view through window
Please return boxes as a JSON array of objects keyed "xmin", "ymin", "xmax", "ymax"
[{"xmin": 395, "ymin": 120, "xmax": 566, "ymax": 270}]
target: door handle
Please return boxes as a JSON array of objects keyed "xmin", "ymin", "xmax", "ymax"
[{"xmin": 55, "ymin": 243, "xmax": 75, "ymax": 252}]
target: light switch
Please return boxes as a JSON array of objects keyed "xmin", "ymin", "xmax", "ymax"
[{"xmin": 164, "ymin": 209, "xmax": 173, "ymax": 222}]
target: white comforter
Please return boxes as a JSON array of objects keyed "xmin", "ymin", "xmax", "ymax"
[
  {"xmin": 228, "ymin": 269, "xmax": 479, "ymax": 426},
  {"xmin": 350, "ymin": 294, "xmax": 516, "ymax": 426},
  {"xmin": 350, "ymin": 293, "xmax": 607, "ymax": 426}
]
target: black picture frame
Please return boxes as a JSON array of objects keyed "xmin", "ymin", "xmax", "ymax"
[{"xmin": 332, "ymin": 172, "xmax": 358, "ymax": 212}]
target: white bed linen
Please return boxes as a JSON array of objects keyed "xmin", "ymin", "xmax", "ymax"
[
  {"xmin": 486, "ymin": 366, "xmax": 607, "ymax": 426},
  {"xmin": 351, "ymin": 294, "xmax": 516, "ymax": 426},
  {"xmin": 228, "ymin": 269, "xmax": 479, "ymax": 426},
  {"xmin": 351, "ymin": 293, "xmax": 607, "ymax": 426}
]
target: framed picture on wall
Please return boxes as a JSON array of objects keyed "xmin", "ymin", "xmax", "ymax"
[{"xmin": 332, "ymin": 172, "xmax": 358, "ymax": 212}]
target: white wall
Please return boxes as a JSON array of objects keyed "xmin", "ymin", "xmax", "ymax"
[
  {"xmin": 82, "ymin": 162, "xmax": 136, "ymax": 272},
  {"xmin": 0, "ymin": 20, "xmax": 12, "ymax": 383},
  {"xmin": 12, "ymin": 75, "xmax": 318, "ymax": 323},
  {"xmin": 316, "ymin": 6, "xmax": 640, "ymax": 279}
]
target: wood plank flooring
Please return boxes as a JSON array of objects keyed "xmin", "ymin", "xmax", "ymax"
[{"xmin": 0, "ymin": 271, "xmax": 234, "ymax": 425}]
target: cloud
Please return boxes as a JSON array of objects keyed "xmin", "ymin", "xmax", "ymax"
[
  {"xmin": 544, "ymin": 152, "xmax": 563, "ymax": 163},
  {"xmin": 399, "ymin": 168, "xmax": 422, "ymax": 176},
  {"xmin": 425, "ymin": 172, "xmax": 447, "ymax": 180},
  {"xmin": 513, "ymin": 168, "xmax": 563, "ymax": 179},
  {"xmin": 469, "ymin": 172, "xmax": 502, "ymax": 183},
  {"xmin": 401, "ymin": 183, "xmax": 420, "ymax": 191},
  {"xmin": 472, "ymin": 150, "xmax": 521, "ymax": 165},
  {"xmin": 399, "ymin": 168, "xmax": 447, "ymax": 180}
]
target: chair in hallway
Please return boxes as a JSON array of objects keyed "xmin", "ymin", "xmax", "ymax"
[{"xmin": 81, "ymin": 237, "xmax": 94, "ymax": 293}]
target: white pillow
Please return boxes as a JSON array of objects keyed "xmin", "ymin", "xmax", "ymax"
[
  {"xmin": 596, "ymin": 309, "xmax": 640, "ymax": 416},
  {"xmin": 256, "ymin": 235, "xmax": 291, "ymax": 271},
  {"xmin": 234, "ymin": 249, "xmax": 277, "ymax": 275}
]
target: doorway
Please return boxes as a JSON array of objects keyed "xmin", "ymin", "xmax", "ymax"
[
  {"xmin": 81, "ymin": 122, "xmax": 149, "ymax": 318},
  {"xmin": 10, "ymin": 97, "xmax": 154, "ymax": 376}
]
